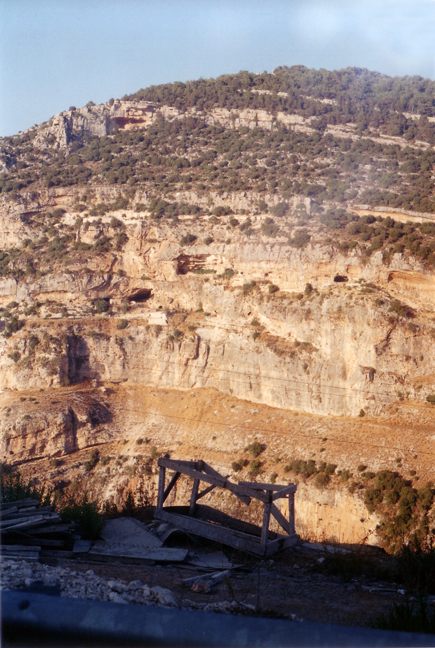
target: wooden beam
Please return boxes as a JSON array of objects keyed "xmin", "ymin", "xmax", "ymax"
[
  {"xmin": 155, "ymin": 509, "xmax": 267, "ymax": 556},
  {"xmin": 157, "ymin": 459, "xmax": 198, "ymax": 468},
  {"xmin": 0, "ymin": 506, "xmax": 18, "ymax": 518},
  {"xmin": 264, "ymin": 534, "xmax": 299, "ymax": 556},
  {"xmin": 270, "ymin": 503, "xmax": 290, "ymax": 534},
  {"xmin": 28, "ymin": 524, "xmax": 73, "ymax": 535},
  {"xmin": 158, "ymin": 458, "xmax": 259, "ymax": 503},
  {"xmin": 271, "ymin": 484, "xmax": 297, "ymax": 501},
  {"xmin": 163, "ymin": 471, "xmax": 180, "ymax": 504},
  {"xmin": 195, "ymin": 483, "xmax": 217, "ymax": 501},
  {"xmin": 1, "ymin": 513, "xmax": 60, "ymax": 529},
  {"xmin": 1, "ymin": 515, "xmax": 60, "ymax": 532},
  {"xmin": 0, "ymin": 499, "xmax": 39, "ymax": 510},
  {"xmin": 156, "ymin": 465, "xmax": 166, "ymax": 511},
  {"xmin": 238, "ymin": 482, "xmax": 291, "ymax": 491},
  {"xmin": 189, "ymin": 478, "xmax": 200, "ymax": 516},
  {"xmin": 260, "ymin": 493, "xmax": 272, "ymax": 548},
  {"xmin": 288, "ymin": 493, "xmax": 295, "ymax": 535},
  {"xmin": 4, "ymin": 506, "xmax": 55, "ymax": 520}
]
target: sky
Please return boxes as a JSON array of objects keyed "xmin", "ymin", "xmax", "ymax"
[{"xmin": 1, "ymin": 0, "xmax": 435, "ymax": 137}]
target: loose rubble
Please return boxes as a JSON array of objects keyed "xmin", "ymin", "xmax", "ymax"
[{"xmin": 0, "ymin": 558, "xmax": 255, "ymax": 615}]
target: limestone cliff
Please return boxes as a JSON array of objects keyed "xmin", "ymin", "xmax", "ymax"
[{"xmin": 1, "ymin": 200, "xmax": 435, "ymax": 417}]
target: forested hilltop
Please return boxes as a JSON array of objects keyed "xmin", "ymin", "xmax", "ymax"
[
  {"xmin": 2, "ymin": 65, "xmax": 435, "ymax": 279},
  {"xmin": 126, "ymin": 65, "xmax": 435, "ymax": 124}
]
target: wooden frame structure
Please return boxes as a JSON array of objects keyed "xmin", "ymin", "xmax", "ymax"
[{"xmin": 155, "ymin": 458, "xmax": 298, "ymax": 556}]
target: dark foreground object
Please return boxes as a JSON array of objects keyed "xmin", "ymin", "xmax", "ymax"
[{"xmin": 2, "ymin": 591, "xmax": 435, "ymax": 648}]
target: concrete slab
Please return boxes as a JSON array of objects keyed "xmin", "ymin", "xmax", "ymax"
[{"xmin": 100, "ymin": 517, "xmax": 163, "ymax": 548}]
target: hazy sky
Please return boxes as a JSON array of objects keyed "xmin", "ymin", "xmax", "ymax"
[{"xmin": 1, "ymin": 0, "xmax": 435, "ymax": 136}]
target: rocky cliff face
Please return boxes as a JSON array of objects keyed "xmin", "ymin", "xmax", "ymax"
[
  {"xmin": 1, "ymin": 199, "xmax": 435, "ymax": 417},
  {"xmin": 2, "ymin": 383, "xmax": 394, "ymax": 545}
]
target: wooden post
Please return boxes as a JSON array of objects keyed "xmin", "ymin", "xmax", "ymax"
[
  {"xmin": 163, "ymin": 471, "xmax": 181, "ymax": 503},
  {"xmin": 189, "ymin": 460, "xmax": 203, "ymax": 517},
  {"xmin": 288, "ymin": 492, "xmax": 295, "ymax": 536},
  {"xmin": 156, "ymin": 465, "xmax": 166, "ymax": 511},
  {"xmin": 260, "ymin": 491, "xmax": 272, "ymax": 549}
]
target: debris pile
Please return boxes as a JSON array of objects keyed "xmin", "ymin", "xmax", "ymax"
[
  {"xmin": 1, "ymin": 498, "xmax": 78, "ymax": 561},
  {"xmin": 0, "ymin": 558, "xmax": 255, "ymax": 615}
]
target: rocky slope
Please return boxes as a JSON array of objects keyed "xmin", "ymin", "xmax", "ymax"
[{"xmin": 1, "ymin": 66, "xmax": 435, "ymax": 548}]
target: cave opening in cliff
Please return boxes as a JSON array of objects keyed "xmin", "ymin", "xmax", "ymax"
[
  {"xmin": 333, "ymin": 275, "xmax": 348, "ymax": 283},
  {"xmin": 127, "ymin": 289, "xmax": 152, "ymax": 303}
]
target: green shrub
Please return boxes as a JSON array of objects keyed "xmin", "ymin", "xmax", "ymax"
[
  {"xmin": 4, "ymin": 316, "xmax": 23, "ymax": 338},
  {"xmin": 59, "ymin": 493, "xmax": 104, "ymax": 540},
  {"xmin": 1, "ymin": 467, "xmax": 50, "ymax": 505},
  {"xmin": 249, "ymin": 458, "xmax": 262, "ymax": 477},
  {"xmin": 213, "ymin": 206, "xmax": 233, "ymax": 217},
  {"xmin": 8, "ymin": 350, "xmax": 20, "ymax": 363},
  {"xmin": 173, "ymin": 329, "xmax": 183, "ymax": 341},
  {"xmin": 269, "ymin": 202, "xmax": 289, "ymax": 218},
  {"xmin": 365, "ymin": 488, "xmax": 383, "ymax": 513},
  {"xmin": 231, "ymin": 460, "xmax": 243, "ymax": 472},
  {"xmin": 417, "ymin": 483, "xmax": 434, "ymax": 510},
  {"xmin": 268, "ymin": 284, "xmax": 279, "ymax": 294},
  {"xmin": 242, "ymin": 281, "xmax": 256, "ymax": 295},
  {"xmin": 388, "ymin": 299, "xmax": 415, "ymax": 319},
  {"xmin": 426, "ymin": 394, "xmax": 435, "ymax": 405},
  {"xmin": 304, "ymin": 460, "xmax": 317, "ymax": 477},
  {"xmin": 315, "ymin": 473, "xmax": 330, "ymax": 489},
  {"xmin": 115, "ymin": 231, "xmax": 129, "ymax": 250},
  {"xmin": 29, "ymin": 336, "xmax": 39, "ymax": 351},
  {"xmin": 325, "ymin": 463, "xmax": 337, "ymax": 476},
  {"xmin": 289, "ymin": 230, "xmax": 310, "ymax": 248},
  {"xmin": 84, "ymin": 449, "xmax": 99, "ymax": 472},
  {"xmin": 261, "ymin": 218, "xmax": 279, "ymax": 237},
  {"xmin": 94, "ymin": 298, "xmax": 109, "ymax": 314},
  {"xmin": 180, "ymin": 233, "xmax": 197, "ymax": 246},
  {"xmin": 245, "ymin": 441, "xmax": 263, "ymax": 458},
  {"xmin": 117, "ymin": 319, "xmax": 128, "ymax": 330}
]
